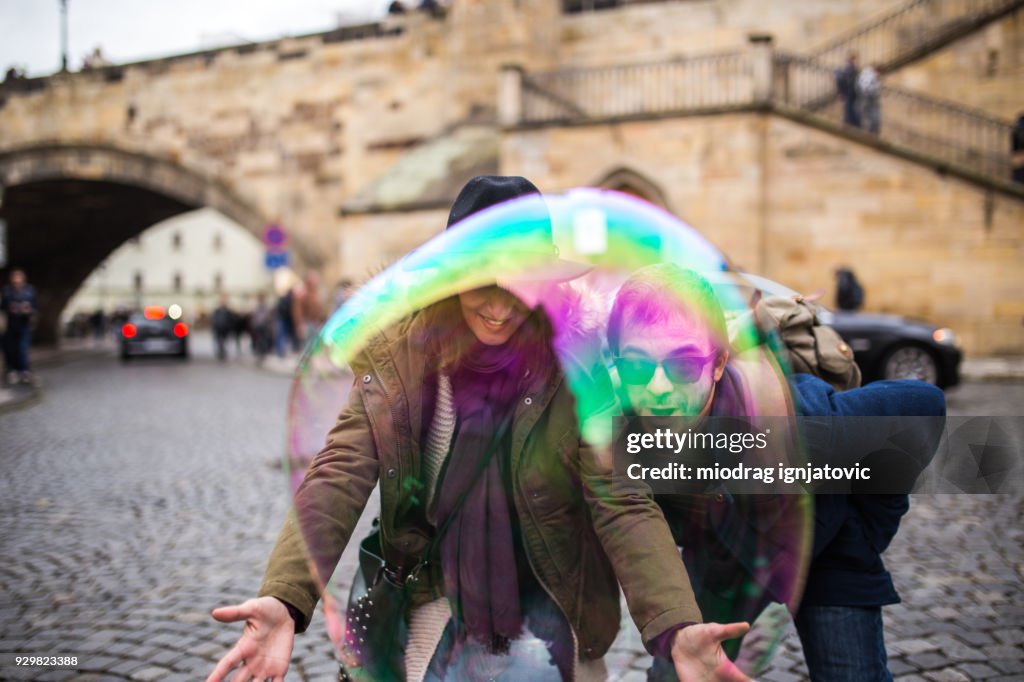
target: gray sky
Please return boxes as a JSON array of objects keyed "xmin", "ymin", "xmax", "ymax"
[{"xmin": 1, "ymin": 0, "xmax": 393, "ymax": 76}]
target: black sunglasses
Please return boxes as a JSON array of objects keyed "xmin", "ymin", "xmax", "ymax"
[{"xmin": 614, "ymin": 352, "xmax": 718, "ymax": 386}]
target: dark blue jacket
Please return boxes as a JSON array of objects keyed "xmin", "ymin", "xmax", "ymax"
[
  {"xmin": 1, "ymin": 284, "xmax": 37, "ymax": 328},
  {"xmin": 792, "ymin": 374, "xmax": 946, "ymax": 607}
]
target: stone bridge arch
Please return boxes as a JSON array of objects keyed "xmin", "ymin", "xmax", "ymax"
[{"xmin": 0, "ymin": 143, "xmax": 315, "ymax": 343}]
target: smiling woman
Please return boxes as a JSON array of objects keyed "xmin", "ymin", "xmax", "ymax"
[{"xmin": 457, "ymin": 286, "xmax": 530, "ymax": 346}]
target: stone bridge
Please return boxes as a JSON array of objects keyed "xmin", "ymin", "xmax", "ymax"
[{"xmin": 0, "ymin": 0, "xmax": 1021, "ymax": 352}]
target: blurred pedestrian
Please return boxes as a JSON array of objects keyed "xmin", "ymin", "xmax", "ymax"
[
  {"xmin": 418, "ymin": 0, "xmax": 444, "ymax": 17},
  {"xmin": 65, "ymin": 311, "xmax": 89, "ymax": 339},
  {"xmin": 292, "ymin": 271, "xmax": 326, "ymax": 347},
  {"xmin": 857, "ymin": 63, "xmax": 881, "ymax": 134},
  {"xmin": 274, "ymin": 283, "xmax": 300, "ymax": 357},
  {"xmin": 835, "ymin": 267, "xmax": 865, "ymax": 312},
  {"xmin": 1012, "ymin": 113, "xmax": 1024, "ymax": 184},
  {"xmin": 212, "ymin": 295, "xmax": 236, "ymax": 362},
  {"xmin": 82, "ymin": 46, "xmax": 108, "ymax": 70},
  {"xmin": 332, "ymin": 277, "xmax": 354, "ymax": 312},
  {"xmin": 248, "ymin": 292, "xmax": 274, "ymax": 364},
  {"xmin": 89, "ymin": 308, "xmax": 107, "ymax": 346},
  {"xmin": 1, "ymin": 268, "xmax": 38, "ymax": 385},
  {"xmin": 231, "ymin": 308, "xmax": 249, "ymax": 357},
  {"xmin": 110, "ymin": 306, "xmax": 130, "ymax": 332},
  {"xmin": 836, "ymin": 52, "xmax": 861, "ymax": 129}
]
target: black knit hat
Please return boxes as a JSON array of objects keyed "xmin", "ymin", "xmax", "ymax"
[
  {"xmin": 428, "ymin": 175, "xmax": 590, "ymax": 294},
  {"xmin": 446, "ymin": 175, "xmax": 542, "ymax": 229}
]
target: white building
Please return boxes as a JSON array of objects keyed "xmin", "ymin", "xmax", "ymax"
[{"xmin": 65, "ymin": 208, "xmax": 274, "ymax": 324}]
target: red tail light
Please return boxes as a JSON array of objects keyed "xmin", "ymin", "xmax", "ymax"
[
  {"xmin": 122, "ymin": 323, "xmax": 137, "ymax": 338},
  {"xmin": 173, "ymin": 322, "xmax": 189, "ymax": 338}
]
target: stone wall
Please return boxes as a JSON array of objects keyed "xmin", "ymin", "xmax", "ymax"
[
  {"xmin": 553, "ymin": 0, "xmax": 896, "ymax": 68},
  {"xmin": 338, "ymin": 209, "xmax": 448, "ymax": 280},
  {"xmin": 763, "ymin": 117, "xmax": 1024, "ymax": 356},
  {"xmin": 501, "ymin": 113, "xmax": 1024, "ymax": 356},
  {"xmin": 502, "ymin": 114, "xmax": 768, "ymax": 270}
]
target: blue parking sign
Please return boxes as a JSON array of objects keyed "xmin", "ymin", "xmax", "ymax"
[{"xmin": 265, "ymin": 251, "xmax": 289, "ymax": 269}]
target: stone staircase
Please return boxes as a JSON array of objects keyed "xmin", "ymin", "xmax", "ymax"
[
  {"xmin": 771, "ymin": 52, "xmax": 1019, "ymax": 191},
  {"xmin": 793, "ymin": 0, "xmax": 1024, "ymax": 116},
  {"xmin": 809, "ymin": 0, "xmax": 1024, "ymax": 71},
  {"xmin": 775, "ymin": 0, "xmax": 1023, "ymax": 190},
  {"xmin": 513, "ymin": 0, "xmax": 1024, "ymax": 198}
]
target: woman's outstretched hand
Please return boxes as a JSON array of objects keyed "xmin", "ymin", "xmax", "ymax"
[
  {"xmin": 671, "ymin": 622, "xmax": 753, "ymax": 682},
  {"xmin": 206, "ymin": 597, "xmax": 295, "ymax": 682}
]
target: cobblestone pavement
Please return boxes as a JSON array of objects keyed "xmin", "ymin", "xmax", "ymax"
[{"xmin": 0, "ymin": 344, "xmax": 1021, "ymax": 681}]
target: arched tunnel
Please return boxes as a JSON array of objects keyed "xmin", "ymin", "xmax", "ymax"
[
  {"xmin": 0, "ymin": 144, "xmax": 321, "ymax": 347},
  {"xmin": 1, "ymin": 178, "xmax": 198, "ymax": 344}
]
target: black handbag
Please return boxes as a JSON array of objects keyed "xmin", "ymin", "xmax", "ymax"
[
  {"xmin": 339, "ymin": 528, "xmax": 416, "ymax": 681},
  {"xmin": 339, "ymin": 416, "xmax": 511, "ymax": 682}
]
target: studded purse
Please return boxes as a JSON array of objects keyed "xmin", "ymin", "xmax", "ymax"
[
  {"xmin": 339, "ymin": 527, "xmax": 417, "ymax": 682},
  {"xmin": 339, "ymin": 416, "xmax": 512, "ymax": 682}
]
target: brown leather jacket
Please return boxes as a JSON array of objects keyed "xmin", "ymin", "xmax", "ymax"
[{"xmin": 258, "ymin": 312, "xmax": 701, "ymax": 662}]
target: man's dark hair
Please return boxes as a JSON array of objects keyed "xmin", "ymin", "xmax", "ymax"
[{"xmin": 608, "ymin": 264, "xmax": 728, "ymax": 355}]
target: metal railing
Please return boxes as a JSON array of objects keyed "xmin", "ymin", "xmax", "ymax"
[
  {"xmin": 810, "ymin": 0, "xmax": 1024, "ymax": 70},
  {"xmin": 775, "ymin": 54, "xmax": 1015, "ymax": 180},
  {"xmin": 515, "ymin": 48, "xmax": 1017, "ymax": 186},
  {"xmin": 521, "ymin": 52, "xmax": 752, "ymax": 124}
]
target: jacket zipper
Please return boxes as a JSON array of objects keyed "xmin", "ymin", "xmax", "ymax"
[
  {"xmin": 516, "ymin": 490, "xmax": 579, "ymax": 681},
  {"xmin": 372, "ymin": 364, "xmax": 407, "ymax": 561},
  {"xmin": 513, "ymin": 380, "xmax": 580, "ymax": 679}
]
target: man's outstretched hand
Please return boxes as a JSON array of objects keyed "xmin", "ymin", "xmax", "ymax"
[
  {"xmin": 206, "ymin": 597, "xmax": 295, "ymax": 682},
  {"xmin": 671, "ymin": 622, "xmax": 752, "ymax": 682}
]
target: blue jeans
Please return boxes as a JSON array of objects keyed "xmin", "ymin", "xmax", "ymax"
[
  {"xmin": 274, "ymin": 318, "xmax": 299, "ymax": 357},
  {"xmin": 794, "ymin": 605, "xmax": 892, "ymax": 682},
  {"xmin": 3, "ymin": 325, "xmax": 31, "ymax": 372},
  {"xmin": 423, "ymin": 588, "xmax": 571, "ymax": 682},
  {"xmin": 843, "ymin": 98, "xmax": 861, "ymax": 128}
]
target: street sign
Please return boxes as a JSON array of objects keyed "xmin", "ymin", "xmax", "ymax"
[
  {"xmin": 263, "ymin": 223, "xmax": 288, "ymax": 252},
  {"xmin": 265, "ymin": 251, "xmax": 289, "ymax": 269}
]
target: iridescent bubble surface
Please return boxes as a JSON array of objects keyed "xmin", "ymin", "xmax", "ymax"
[{"xmin": 284, "ymin": 188, "xmax": 811, "ymax": 677}]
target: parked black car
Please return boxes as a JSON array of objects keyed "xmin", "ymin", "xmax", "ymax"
[
  {"xmin": 823, "ymin": 309, "xmax": 960, "ymax": 388},
  {"xmin": 711, "ymin": 273, "xmax": 961, "ymax": 388},
  {"xmin": 120, "ymin": 306, "xmax": 189, "ymax": 360}
]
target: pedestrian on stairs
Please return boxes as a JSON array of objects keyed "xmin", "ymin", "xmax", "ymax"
[
  {"xmin": 1012, "ymin": 113, "xmax": 1024, "ymax": 184},
  {"xmin": 857, "ymin": 63, "xmax": 882, "ymax": 135},
  {"xmin": 836, "ymin": 52, "xmax": 861, "ymax": 129}
]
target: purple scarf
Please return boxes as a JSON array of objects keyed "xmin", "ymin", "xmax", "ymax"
[{"xmin": 433, "ymin": 341, "xmax": 526, "ymax": 653}]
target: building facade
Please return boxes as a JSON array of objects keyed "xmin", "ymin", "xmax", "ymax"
[{"xmin": 63, "ymin": 208, "xmax": 272, "ymax": 324}]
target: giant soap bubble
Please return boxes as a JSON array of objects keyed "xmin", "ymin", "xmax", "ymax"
[{"xmin": 284, "ymin": 188, "xmax": 811, "ymax": 679}]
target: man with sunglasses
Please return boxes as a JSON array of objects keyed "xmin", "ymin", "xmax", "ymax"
[
  {"xmin": 609, "ymin": 265, "xmax": 797, "ymax": 676},
  {"xmin": 609, "ymin": 264, "xmax": 946, "ymax": 682}
]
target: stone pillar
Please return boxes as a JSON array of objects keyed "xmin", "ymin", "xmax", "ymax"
[
  {"xmin": 748, "ymin": 33, "xmax": 774, "ymax": 106},
  {"xmin": 498, "ymin": 64, "xmax": 524, "ymax": 128}
]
